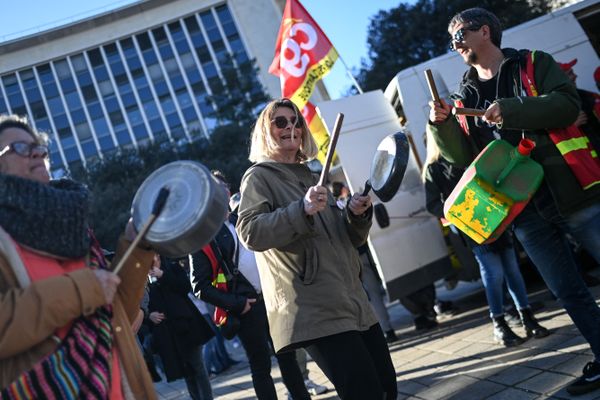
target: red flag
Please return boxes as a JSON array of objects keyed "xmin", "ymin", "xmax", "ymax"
[
  {"xmin": 301, "ymin": 101, "xmax": 334, "ymax": 165},
  {"xmin": 269, "ymin": 0, "xmax": 338, "ymax": 109}
]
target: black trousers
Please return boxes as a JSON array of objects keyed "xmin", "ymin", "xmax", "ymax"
[
  {"xmin": 305, "ymin": 324, "xmax": 397, "ymax": 400},
  {"xmin": 237, "ymin": 300, "xmax": 310, "ymax": 400}
]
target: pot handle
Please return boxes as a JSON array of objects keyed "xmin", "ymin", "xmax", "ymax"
[{"xmin": 361, "ymin": 180, "xmax": 372, "ymax": 197}]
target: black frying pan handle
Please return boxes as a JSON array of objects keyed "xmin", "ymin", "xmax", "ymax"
[{"xmin": 361, "ymin": 181, "xmax": 372, "ymax": 197}]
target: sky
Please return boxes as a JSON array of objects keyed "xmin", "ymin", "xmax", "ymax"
[{"xmin": 0, "ymin": 0, "xmax": 405, "ymax": 98}]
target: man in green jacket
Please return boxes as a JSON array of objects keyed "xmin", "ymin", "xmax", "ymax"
[{"xmin": 427, "ymin": 7, "xmax": 600, "ymax": 396}]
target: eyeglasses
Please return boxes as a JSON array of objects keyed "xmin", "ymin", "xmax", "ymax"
[
  {"xmin": 271, "ymin": 115, "xmax": 303, "ymax": 129},
  {"xmin": 449, "ymin": 25, "xmax": 482, "ymax": 51},
  {"xmin": 0, "ymin": 141, "xmax": 49, "ymax": 159}
]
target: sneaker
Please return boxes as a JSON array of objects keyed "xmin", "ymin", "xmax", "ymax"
[
  {"xmin": 414, "ymin": 315, "xmax": 438, "ymax": 331},
  {"xmin": 304, "ymin": 379, "xmax": 328, "ymax": 396},
  {"xmin": 385, "ymin": 329, "xmax": 399, "ymax": 344},
  {"xmin": 434, "ymin": 300, "xmax": 456, "ymax": 317},
  {"xmin": 566, "ymin": 361, "xmax": 600, "ymax": 395}
]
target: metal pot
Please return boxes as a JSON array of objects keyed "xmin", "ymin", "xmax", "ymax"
[
  {"xmin": 131, "ymin": 161, "xmax": 228, "ymax": 258},
  {"xmin": 363, "ymin": 132, "xmax": 410, "ymax": 202}
]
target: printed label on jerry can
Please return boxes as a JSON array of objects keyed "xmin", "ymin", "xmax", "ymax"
[{"xmin": 444, "ymin": 139, "xmax": 544, "ymax": 244}]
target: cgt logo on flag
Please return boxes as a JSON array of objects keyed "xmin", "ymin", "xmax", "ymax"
[{"xmin": 269, "ymin": 0, "xmax": 338, "ymax": 110}]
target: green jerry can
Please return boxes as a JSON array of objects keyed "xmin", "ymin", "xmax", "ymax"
[{"xmin": 443, "ymin": 139, "xmax": 544, "ymax": 244}]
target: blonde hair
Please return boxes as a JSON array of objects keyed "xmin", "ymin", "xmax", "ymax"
[
  {"xmin": 421, "ymin": 129, "xmax": 441, "ymax": 182},
  {"xmin": 248, "ymin": 98, "xmax": 318, "ymax": 163}
]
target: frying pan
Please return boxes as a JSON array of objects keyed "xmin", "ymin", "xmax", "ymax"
[{"xmin": 361, "ymin": 132, "xmax": 410, "ymax": 202}]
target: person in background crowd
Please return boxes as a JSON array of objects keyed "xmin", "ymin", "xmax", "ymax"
[
  {"xmin": 148, "ymin": 254, "xmax": 215, "ymax": 400},
  {"xmin": 423, "ymin": 130, "xmax": 549, "ymax": 347},
  {"xmin": 357, "ymin": 243, "xmax": 399, "ymax": 343},
  {"xmin": 190, "ymin": 173, "xmax": 311, "ymax": 400},
  {"xmin": 191, "ymin": 297, "xmax": 239, "ymax": 377},
  {"xmin": 236, "ymin": 98, "xmax": 397, "ymax": 400},
  {"xmin": 559, "ymin": 58, "xmax": 600, "ymax": 174},
  {"xmin": 0, "ymin": 114, "xmax": 157, "ymax": 398},
  {"xmin": 294, "ymin": 349, "xmax": 329, "ymax": 397},
  {"xmin": 428, "ymin": 8, "xmax": 600, "ymax": 394},
  {"xmin": 330, "ymin": 181, "xmax": 350, "ymax": 209},
  {"xmin": 138, "ymin": 282, "xmax": 163, "ymax": 382}
]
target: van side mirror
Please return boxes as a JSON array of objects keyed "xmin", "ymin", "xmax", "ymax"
[{"xmin": 374, "ymin": 203, "xmax": 390, "ymax": 228}]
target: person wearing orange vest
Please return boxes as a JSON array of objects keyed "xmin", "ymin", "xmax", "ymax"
[
  {"xmin": 190, "ymin": 174, "xmax": 310, "ymax": 400},
  {"xmin": 0, "ymin": 114, "xmax": 157, "ymax": 399},
  {"xmin": 559, "ymin": 58, "xmax": 600, "ymax": 167},
  {"xmin": 427, "ymin": 8, "xmax": 600, "ymax": 396}
]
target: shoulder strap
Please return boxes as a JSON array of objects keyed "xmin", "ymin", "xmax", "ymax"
[
  {"xmin": 520, "ymin": 50, "xmax": 538, "ymax": 97},
  {"xmin": 201, "ymin": 242, "xmax": 220, "ymax": 281}
]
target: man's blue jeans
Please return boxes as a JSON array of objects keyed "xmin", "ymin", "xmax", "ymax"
[
  {"xmin": 472, "ymin": 244, "xmax": 530, "ymax": 318},
  {"xmin": 563, "ymin": 202, "xmax": 600, "ymax": 264},
  {"xmin": 513, "ymin": 186, "xmax": 600, "ymax": 359}
]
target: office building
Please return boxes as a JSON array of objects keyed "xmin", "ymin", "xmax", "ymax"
[{"xmin": 0, "ymin": 0, "xmax": 328, "ymax": 173}]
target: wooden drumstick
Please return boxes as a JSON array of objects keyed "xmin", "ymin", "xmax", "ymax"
[
  {"xmin": 318, "ymin": 113, "xmax": 344, "ymax": 187},
  {"xmin": 424, "ymin": 69, "xmax": 440, "ymax": 103},
  {"xmin": 452, "ymin": 107, "xmax": 486, "ymax": 117},
  {"xmin": 112, "ymin": 187, "xmax": 170, "ymax": 275}
]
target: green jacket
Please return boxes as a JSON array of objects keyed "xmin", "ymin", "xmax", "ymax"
[
  {"xmin": 427, "ymin": 48, "xmax": 600, "ymax": 216},
  {"xmin": 236, "ymin": 161, "xmax": 377, "ymax": 352}
]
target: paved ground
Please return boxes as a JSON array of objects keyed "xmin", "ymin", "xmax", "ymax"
[{"xmin": 154, "ymin": 271, "xmax": 600, "ymax": 399}]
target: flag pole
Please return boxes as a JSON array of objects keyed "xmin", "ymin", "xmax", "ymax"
[{"xmin": 337, "ymin": 54, "xmax": 363, "ymax": 94}]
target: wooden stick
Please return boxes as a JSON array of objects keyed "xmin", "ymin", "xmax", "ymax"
[
  {"xmin": 424, "ymin": 69, "xmax": 440, "ymax": 103},
  {"xmin": 452, "ymin": 107, "xmax": 486, "ymax": 117},
  {"xmin": 318, "ymin": 113, "xmax": 344, "ymax": 187},
  {"xmin": 112, "ymin": 215, "xmax": 158, "ymax": 275},
  {"xmin": 112, "ymin": 187, "xmax": 170, "ymax": 275}
]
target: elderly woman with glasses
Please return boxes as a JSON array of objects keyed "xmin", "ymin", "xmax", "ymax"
[
  {"xmin": 0, "ymin": 114, "xmax": 157, "ymax": 399},
  {"xmin": 235, "ymin": 98, "xmax": 397, "ymax": 400}
]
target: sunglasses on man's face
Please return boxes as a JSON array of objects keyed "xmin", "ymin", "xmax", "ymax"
[
  {"xmin": 271, "ymin": 115, "xmax": 303, "ymax": 129},
  {"xmin": 0, "ymin": 141, "xmax": 49, "ymax": 159},
  {"xmin": 449, "ymin": 25, "xmax": 482, "ymax": 51}
]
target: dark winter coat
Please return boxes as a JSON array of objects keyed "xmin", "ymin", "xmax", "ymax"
[
  {"xmin": 148, "ymin": 259, "xmax": 214, "ymax": 382},
  {"xmin": 190, "ymin": 216, "xmax": 259, "ymax": 317}
]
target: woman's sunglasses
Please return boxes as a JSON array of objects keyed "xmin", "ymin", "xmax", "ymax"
[
  {"xmin": 449, "ymin": 25, "xmax": 482, "ymax": 51},
  {"xmin": 271, "ymin": 115, "xmax": 303, "ymax": 129},
  {"xmin": 0, "ymin": 141, "xmax": 49, "ymax": 158}
]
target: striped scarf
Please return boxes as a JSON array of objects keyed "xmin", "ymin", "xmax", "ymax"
[{"xmin": 1, "ymin": 231, "xmax": 113, "ymax": 400}]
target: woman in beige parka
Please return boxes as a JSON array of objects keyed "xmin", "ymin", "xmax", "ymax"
[{"xmin": 236, "ymin": 98, "xmax": 397, "ymax": 400}]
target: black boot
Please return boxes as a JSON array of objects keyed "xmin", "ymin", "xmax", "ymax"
[
  {"xmin": 493, "ymin": 316, "xmax": 525, "ymax": 347},
  {"xmin": 519, "ymin": 307, "xmax": 550, "ymax": 338}
]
